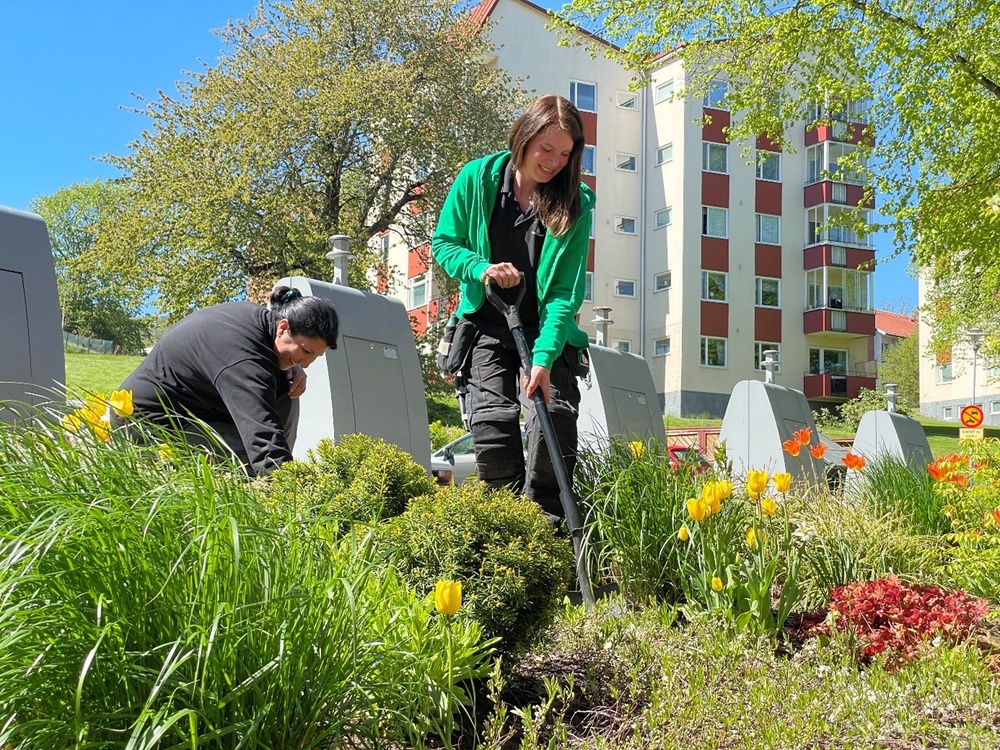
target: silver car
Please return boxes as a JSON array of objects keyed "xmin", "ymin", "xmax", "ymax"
[{"xmin": 430, "ymin": 428, "xmax": 528, "ymax": 486}]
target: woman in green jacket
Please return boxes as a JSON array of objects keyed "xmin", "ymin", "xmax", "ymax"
[{"xmin": 432, "ymin": 94, "xmax": 595, "ymax": 519}]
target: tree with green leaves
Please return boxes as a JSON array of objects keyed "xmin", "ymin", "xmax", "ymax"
[
  {"xmin": 29, "ymin": 181, "xmax": 151, "ymax": 354},
  {"xmin": 878, "ymin": 332, "xmax": 920, "ymax": 414},
  {"xmin": 557, "ymin": 0, "xmax": 1000, "ymax": 360},
  {"xmin": 101, "ymin": 0, "xmax": 520, "ymax": 321}
]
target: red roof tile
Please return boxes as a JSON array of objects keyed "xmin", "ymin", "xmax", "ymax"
[{"xmin": 875, "ymin": 310, "xmax": 917, "ymax": 338}]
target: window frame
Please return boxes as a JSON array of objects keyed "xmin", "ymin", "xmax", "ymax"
[
  {"xmin": 616, "ymin": 90, "xmax": 638, "ymax": 110},
  {"xmin": 612, "ymin": 339, "xmax": 632, "ymax": 354},
  {"xmin": 654, "ymin": 271, "xmax": 672, "ymax": 292},
  {"xmin": 755, "ymin": 150, "xmax": 781, "ymax": 181},
  {"xmin": 702, "ymin": 142, "xmax": 729, "ymax": 174},
  {"xmin": 654, "ymin": 79, "xmax": 675, "ymax": 103},
  {"xmin": 615, "ymin": 216, "xmax": 637, "ymax": 235},
  {"xmin": 655, "ymin": 143, "xmax": 673, "ymax": 166},
  {"xmin": 653, "ymin": 337, "xmax": 671, "ymax": 357},
  {"xmin": 407, "ymin": 273, "xmax": 428, "ymax": 310},
  {"xmin": 583, "ymin": 271, "xmax": 594, "ymax": 303},
  {"xmin": 581, "ymin": 144, "xmax": 596, "ymax": 176},
  {"xmin": 654, "ymin": 207, "xmax": 672, "ymax": 229},
  {"xmin": 701, "ymin": 336, "xmax": 728, "ymax": 368},
  {"xmin": 701, "ymin": 270, "xmax": 728, "ymax": 302},
  {"xmin": 702, "ymin": 206, "xmax": 728, "ymax": 238},
  {"xmin": 754, "ymin": 276, "xmax": 781, "ymax": 308},
  {"xmin": 702, "ymin": 80, "xmax": 729, "ymax": 109},
  {"xmin": 615, "ymin": 152, "xmax": 638, "ymax": 172},
  {"xmin": 614, "ymin": 278, "xmax": 637, "ymax": 298},
  {"xmin": 755, "ymin": 213, "xmax": 781, "ymax": 245},
  {"xmin": 569, "ymin": 80, "xmax": 597, "ymax": 113},
  {"xmin": 936, "ymin": 362, "xmax": 954, "ymax": 384}
]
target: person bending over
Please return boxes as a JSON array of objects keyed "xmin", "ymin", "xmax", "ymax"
[{"xmin": 116, "ymin": 286, "xmax": 339, "ymax": 476}]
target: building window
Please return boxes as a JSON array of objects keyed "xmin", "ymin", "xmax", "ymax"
[
  {"xmin": 701, "ymin": 336, "xmax": 728, "ymax": 367},
  {"xmin": 943, "ymin": 406, "xmax": 954, "ymax": 420},
  {"xmin": 806, "ymin": 204, "xmax": 872, "ymax": 247},
  {"xmin": 654, "ymin": 80, "xmax": 674, "ymax": 103},
  {"xmin": 806, "ymin": 141, "xmax": 868, "ymax": 184},
  {"xmin": 407, "ymin": 273, "xmax": 428, "ymax": 309},
  {"xmin": 702, "ymin": 142, "xmax": 728, "ymax": 174},
  {"xmin": 936, "ymin": 362, "xmax": 954, "ymax": 384},
  {"xmin": 615, "ymin": 152, "xmax": 638, "ymax": 172},
  {"xmin": 991, "ymin": 401, "xmax": 1000, "ymax": 416},
  {"xmin": 655, "ymin": 143, "xmax": 673, "ymax": 165},
  {"xmin": 701, "ymin": 270, "xmax": 727, "ymax": 302},
  {"xmin": 702, "ymin": 206, "xmax": 728, "ymax": 238},
  {"xmin": 615, "ymin": 216, "xmax": 637, "ymax": 235},
  {"xmin": 616, "ymin": 90, "xmax": 638, "ymax": 110},
  {"xmin": 755, "ymin": 214, "xmax": 781, "ymax": 245},
  {"xmin": 809, "ymin": 347, "xmax": 848, "ymax": 376},
  {"xmin": 613, "ymin": 339, "xmax": 632, "ymax": 353},
  {"xmin": 755, "ymin": 276, "xmax": 781, "ymax": 308},
  {"xmin": 590, "ymin": 212, "xmax": 595, "ymax": 239},
  {"xmin": 702, "ymin": 80, "xmax": 728, "ymax": 109},
  {"xmin": 756, "ymin": 150, "xmax": 781, "ymax": 181},
  {"xmin": 653, "ymin": 337, "xmax": 671, "ymax": 356},
  {"xmin": 654, "ymin": 207, "xmax": 672, "ymax": 229},
  {"xmin": 584, "ymin": 271, "xmax": 594, "ymax": 303},
  {"xmin": 754, "ymin": 342, "xmax": 781, "ymax": 372},
  {"xmin": 569, "ymin": 80, "xmax": 597, "ymax": 112},
  {"xmin": 654, "ymin": 271, "xmax": 672, "ymax": 292},
  {"xmin": 582, "ymin": 145, "xmax": 596, "ymax": 175},
  {"xmin": 614, "ymin": 278, "xmax": 636, "ymax": 297}
]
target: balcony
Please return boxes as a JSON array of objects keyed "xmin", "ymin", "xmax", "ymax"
[
  {"xmin": 803, "ymin": 372, "xmax": 877, "ymax": 402},
  {"xmin": 803, "ymin": 306, "xmax": 875, "ymax": 337}
]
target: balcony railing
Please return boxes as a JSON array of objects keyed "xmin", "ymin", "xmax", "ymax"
[{"xmin": 802, "ymin": 372, "xmax": 877, "ymax": 401}]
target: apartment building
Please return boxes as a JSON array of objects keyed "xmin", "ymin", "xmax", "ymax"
[
  {"xmin": 382, "ymin": 0, "xmax": 877, "ymax": 417},
  {"xmin": 918, "ymin": 275, "xmax": 1000, "ymax": 424}
]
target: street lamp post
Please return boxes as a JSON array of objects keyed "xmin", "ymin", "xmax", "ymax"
[{"xmin": 969, "ymin": 327, "xmax": 985, "ymax": 408}]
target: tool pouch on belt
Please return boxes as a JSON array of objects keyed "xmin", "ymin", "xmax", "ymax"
[
  {"xmin": 436, "ymin": 316, "xmax": 459, "ymax": 373},
  {"xmin": 439, "ymin": 317, "xmax": 478, "ymax": 376},
  {"xmin": 562, "ymin": 344, "xmax": 590, "ymax": 379}
]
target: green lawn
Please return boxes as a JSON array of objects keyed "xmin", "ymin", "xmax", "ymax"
[{"xmin": 64, "ymin": 352, "xmax": 144, "ymax": 398}]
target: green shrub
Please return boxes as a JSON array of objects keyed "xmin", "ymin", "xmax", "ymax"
[
  {"xmin": 813, "ymin": 388, "xmax": 912, "ymax": 431},
  {"xmin": 377, "ymin": 483, "xmax": 575, "ymax": 655},
  {"xmin": 430, "ymin": 420, "xmax": 467, "ymax": 450},
  {"xmin": 263, "ymin": 433, "xmax": 436, "ymax": 523}
]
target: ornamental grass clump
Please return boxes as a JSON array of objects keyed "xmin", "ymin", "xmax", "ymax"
[
  {"xmin": 809, "ymin": 576, "xmax": 990, "ymax": 668},
  {"xmin": 0, "ymin": 410, "xmax": 491, "ymax": 749},
  {"xmin": 377, "ymin": 483, "xmax": 574, "ymax": 655}
]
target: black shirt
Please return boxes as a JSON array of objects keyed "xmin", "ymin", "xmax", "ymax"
[
  {"xmin": 470, "ymin": 158, "xmax": 543, "ymax": 332},
  {"xmin": 118, "ymin": 301, "xmax": 292, "ymax": 476}
]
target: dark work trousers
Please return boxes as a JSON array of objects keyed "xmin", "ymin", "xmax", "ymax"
[{"xmin": 463, "ymin": 321, "xmax": 581, "ymax": 519}]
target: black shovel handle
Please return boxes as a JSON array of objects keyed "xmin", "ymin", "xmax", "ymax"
[{"xmin": 483, "ymin": 275, "xmax": 596, "ymax": 608}]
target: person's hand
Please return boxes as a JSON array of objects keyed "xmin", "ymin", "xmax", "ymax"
[
  {"xmin": 287, "ymin": 364, "xmax": 307, "ymax": 398},
  {"xmin": 523, "ymin": 365, "xmax": 551, "ymax": 403},
  {"xmin": 481, "ymin": 262, "xmax": 521, "ymax": 289}
]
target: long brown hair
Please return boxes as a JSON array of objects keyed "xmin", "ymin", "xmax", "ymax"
[{"xmin": 508, "ymin": 95, "xmax": 585, "ymax": 237}]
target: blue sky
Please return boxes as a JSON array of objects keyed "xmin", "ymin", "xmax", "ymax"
[{"xmin": 0, "ymin": 0, "xmax": 916, "ymax": 309}]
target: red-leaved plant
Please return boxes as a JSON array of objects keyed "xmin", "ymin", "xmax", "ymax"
[{"xmin": 809, "ymin": 576, "xmax": 990, "ymax": 667}]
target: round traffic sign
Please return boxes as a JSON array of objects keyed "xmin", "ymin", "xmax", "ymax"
[{"xmin": 961, "ymin": 404, "xmax": 984, "ymax": 428}]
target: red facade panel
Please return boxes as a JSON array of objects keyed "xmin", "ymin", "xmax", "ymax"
[
  {"xmin": 803, "ymin": 181, "xmax": 875, "ymax": 210},
  {"xmin": 408, "ymin": 245, "xmax": 430, "ymax": 277},
  {"xmin": 701, "ymin": 171, "xmax": 729, "ymax": 208},
  {"xmin": 587, "ymin": 240, "xmax": 595, "ymax": 272},
  {"xmin": 803, "ymin": 374, "xmax": 877, "ymax": 401},
  {"xmin": 756, "ymin": 134, "xmax": 781, "ymax": 152},
  {"xmin": 802, "ymin": 245, "xmax": 876, "ymax": 271},
  {"xmin": 803, "ymin": 122, "xmax": 872, "ymax": 147},
  {"xmin": 755, "ymin": 180, "xmax": 782, "ymax": 214},
  {"xmin": 754, "ymin": 307, "xmax": 782, "ymax": 341},
  {"xmin": 702, "ymin": 109, "xmax": 730, "ymax": 143},
  {"xmin": 582, "ymin": 174, "xmax": 596, "ymax": 192},
  {"xmin": 701, "ymin": 236, "xmax": 729, "ymax": 271},
  {"xmin": 700, "ymin": 301, "xmax": 729, "ymax": 337},
  {"xmin": 754, "ymin": 244, "xmax": 782, "ymax": 277},
  {"xmin": 581, "ymin": 111, "xmax": 598, "ymax": 146},
  {"xmin": 802, "ymin": 309, "xmax": 875, "ymax": 336}
]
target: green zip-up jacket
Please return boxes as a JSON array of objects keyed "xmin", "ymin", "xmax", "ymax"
[{"xmin": 431, "ymin": 150, "xmax": 595, "ymax": 370}]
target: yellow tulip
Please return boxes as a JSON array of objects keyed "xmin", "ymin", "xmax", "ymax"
[
  {"xmin": 746, "ymin": 470, "xmax": 768, "ymax": 499},
  {"xmin": 686, "ymin": 497, "xmax": 707, "ymax": 522},
  {"xmin": 773, "ymin": 472, "xmax": 792, "ymax": 494},
  {"xmin": 109, "ymin": 389, "xmax": 134, "ymax": 417},
  {"xmin": 678, "ymin": 524, "xmax": 691, "ymax": 542},
  {"xmin": 746, "ymin": 527, "xmax": 758, "ymax": 549},
  {"xmin": 711, "ymin": 576, "xmax": 724, "ymax": 592},
  {"xmin": 434, "ymin": 579, "xmax": 462, "ymax": 615},
  {"xmin": 701, "ymin": 482, "xmax": 721, "ymax": 515},
  {"xmin": 157, "ymin": 444, "xmax": 175, "ymax": 462},
  {"xmin": 629, "ymin": 441, "xmax": 645, "ymax": 458},
  {"xmin": 62, "ymin": 413, "xmax": 82, "ymax": 434},
  {"xmin": 715, "ymin": 480, "xmax": 733, "ymax": 500},
  {"xmin": 760, "ymin": 497, "xmax": 777, "ymax": 516}
]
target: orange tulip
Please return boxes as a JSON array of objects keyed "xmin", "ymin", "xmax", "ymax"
[
  {"xmin": 793, "ymin": 427, "xmax": 812, "ymax": 446},
  {"xmin": 809, "ymin": 443, "xmax": 827, "ymax": 459},
  {"xmin": 842, "ymin": 452, "xmax": 867, "ymax": 471},
  {"xmin": 992, "ymin": 508, "xmax": 1000, "ymax": 527},
  {"xmin": 783, "ymin": 439, "xmax": 801, "ymax": 457}
]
